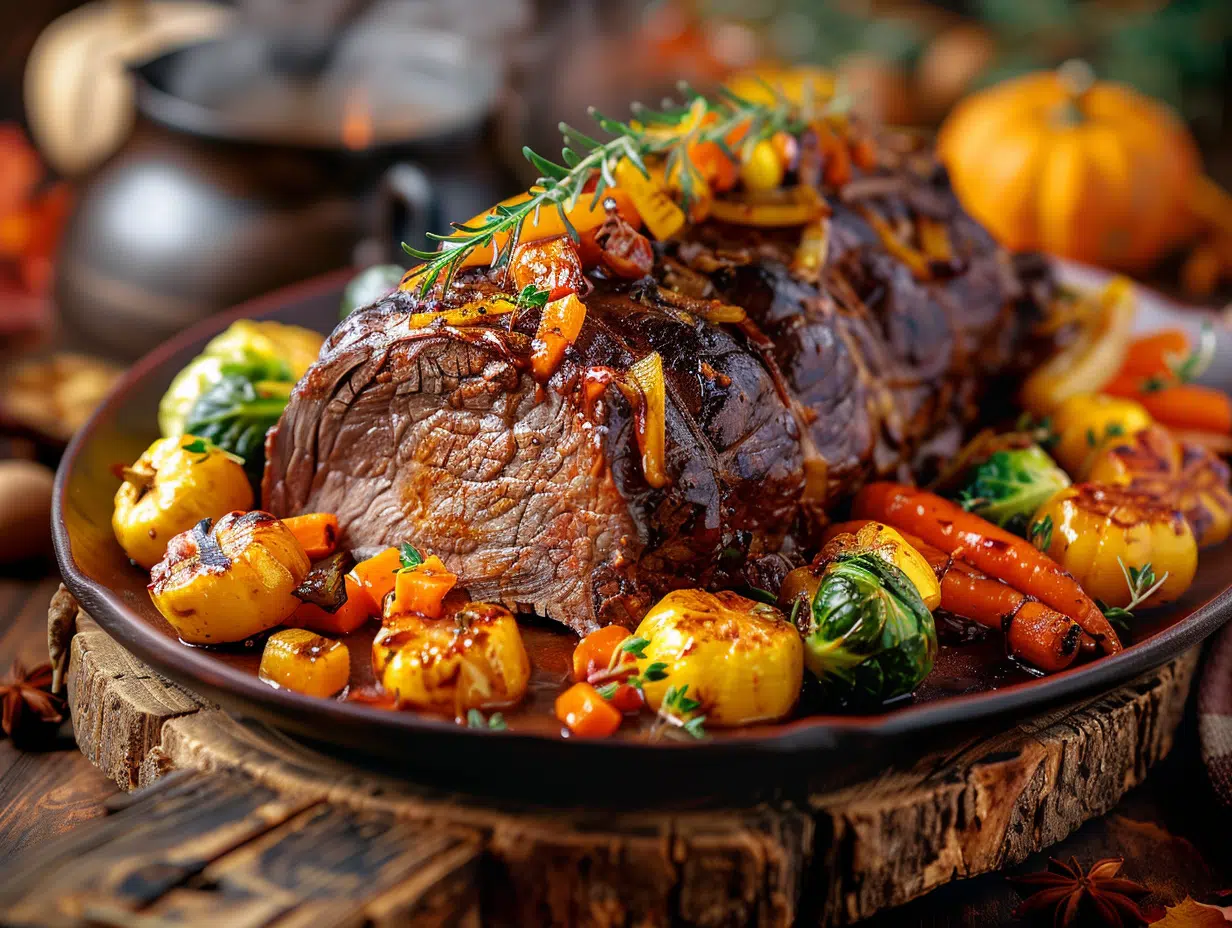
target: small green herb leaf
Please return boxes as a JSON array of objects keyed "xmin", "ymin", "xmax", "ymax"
[
  {"xmin": 516, "ymin": 284, "xmax": 551, "ymax": 310},
  {"xmin": 620, "ymin": 636, "xmax": 650, "ymax": 659},
  {"xmin": 398, "ymin": 543, "xmax": 424, "ymax": 571},
  {"xmin": 1028, "ymin": 514, "xmax": 1054, "ymax": 551}
]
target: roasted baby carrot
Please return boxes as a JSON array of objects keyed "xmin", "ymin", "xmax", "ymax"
[
  {"xmin": 1115, "ymin": 330, "xmax": 1191, "ymax": 379},
  {"xmin": 555, "ymin": 682, "xmax": 622, "ymax": 738},
  {"xmin": 1102, "ymin": 375, "xmax": 1232, "ymax": 435},
  {"xmin": 852, "ymin": 483, "xmax": 1122, "ymax": 654},
  {"xmin": 282, "ymin": 513, "xmax": 340, "ymax": 559},
  {"xmin": 822, "ymin": 520, "xmax": 1082, "ymax": 671}
]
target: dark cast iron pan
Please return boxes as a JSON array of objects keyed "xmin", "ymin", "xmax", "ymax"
[{"xmin": 52, "ymin": 265, "xmax": 1232, "ymax": 800}]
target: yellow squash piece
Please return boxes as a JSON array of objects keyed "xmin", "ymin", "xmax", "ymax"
[
  {"xmin": 148, "ymin": 510, "xmax": 310, "ymax": 644},
  {"xmin": 373, "ymin": 603, "xmax": 530, "ymax": 717},
  {"xmin": 1031, "ymin": 483, "xmax": 1196, "ymax": 609},
  {"xmin": 1088, "ymin": 425, "xmax": 1232, "ymax": 548},
  {"xmin": 113, "ymin": 435, "xmax": 254, "ymax": 569},
  {"xmin": 259, "ymin": 629, "xmax": 350, "ymax": 698},
  {"xmin": 1020, "ymin": 277, "xmax": 1136, "ymax": 416},
  {"xmin": 709, "ymin": 185, "xmax": 826, "ymax": 227},
  {"xmin": 613, "ymin": 158, "xmax": 686, "ymax": 240},
  {"xmin": 1050, "ymin": 393, "xmax": 1153, "ymax": 479},
  {"xmin": 633, "ymin": 589, "xmax": 804, "ymax": 727}
]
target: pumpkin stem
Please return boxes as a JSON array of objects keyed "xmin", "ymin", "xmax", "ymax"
[{"xmin": 1054, "ymin": 59, "xmax": 1096, "ymax": 127}]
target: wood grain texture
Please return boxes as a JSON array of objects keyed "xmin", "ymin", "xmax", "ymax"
[{"xmin": 36, "ymin": 604, "xmax": 1203, "ymax": 927}]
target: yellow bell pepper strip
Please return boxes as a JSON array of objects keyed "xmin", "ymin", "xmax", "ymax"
[
  {"xmin": 113, "ymin": 435, "xmax": 254, "ymax": 569},
  {"xmin": 613, "ymin": 158, "xmax": 687, "ymax": 240},
  {"xmin": 1029, "ymin": 483, "xmax": 1197, "ymax": 609},
  {"xmin": 709, "ymin": 185, "xmax": 826, "ymax": 227},
  {"xmin": 1020, "ymin": 276, "xmax": 1137, "ymax": 415},
  {"xmin": 405, "ymin": 295, "xmax": 519, "ymax": 329},
  {"xmin": 625, "ymin": 351, "xmax": 669, "ymax": 489},
  {"xmin": 148, "ymin": 511, "xmax": 310, "ymax": 645},
  {"xmin": 399, "ymin": 187, "xmax": 641, "ymax": 290},
  {"xmin": 259, "ymin": 629, "xmax": 350, "ymax": 698}
]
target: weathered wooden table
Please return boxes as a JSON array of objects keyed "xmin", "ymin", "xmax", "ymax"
[{"xmin": 0, "ymin": 566, "xmax": 1229, "ymax": 926}]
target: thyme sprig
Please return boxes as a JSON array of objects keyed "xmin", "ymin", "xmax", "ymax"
[
  {"xmin": 1101, "ymin": 559, "xmax": 1169, "ymax": 623},
  {"xmin": 401, "ymin": 81, "xmax": 821, "ymax": 296}
]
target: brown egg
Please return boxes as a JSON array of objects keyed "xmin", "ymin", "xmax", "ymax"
[{"xmin": 0, "ymin": 460, "xmax": 54, "ymax": 563}]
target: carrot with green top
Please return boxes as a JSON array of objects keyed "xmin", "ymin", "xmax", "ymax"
[{"xmin": 852, "ymin": 483, "xmax": 1123, "ymax": 654}]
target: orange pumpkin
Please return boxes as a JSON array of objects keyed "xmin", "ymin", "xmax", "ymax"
[{"xmin": 938, "ymin": 62, "xmax": 1200, "ymax": 273}]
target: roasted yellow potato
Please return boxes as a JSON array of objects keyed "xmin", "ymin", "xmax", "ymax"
[
  {"xmin": 1030, "ymin": 483, "xmax": 1196, "ymax": 609},
  {"xmin": 373, "ymin": 602, "xmax": 530, "ymax": 717},
  {"xmin": 148, "ymin": 510, "xmax": 310, "ymax": 644},
  {"xmin": 259, "ymin": 629, "xmax": 350, "ymax": 697},
  {"xmin": 633, "ymin": 589, "xmax": 803, "ymax": 727},
  {"xmin": 1088, "ymin": 424, "xmax": 1232, "ymax": 549},
  {"xmin": 113, "ymin": 435, "xmax": 254, "ymax": 568},
  {"xmin": 1049, "ymin": 393, "xmax": 1153, "ymax": 479}
]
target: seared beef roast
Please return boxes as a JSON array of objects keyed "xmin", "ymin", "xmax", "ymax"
[{"xmin": 264, "ymin": 148, "xmax": 1046, "ymax": 634}]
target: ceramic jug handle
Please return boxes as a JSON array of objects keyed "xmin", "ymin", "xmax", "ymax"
[{"xmin": 377, "ymin": 162, "xmax": 435, "ymax": 264}]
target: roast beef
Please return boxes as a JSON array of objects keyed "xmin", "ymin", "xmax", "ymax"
[{"xmin": 264, "ymin": 141, "xmax": 1047, "ymax": 634}]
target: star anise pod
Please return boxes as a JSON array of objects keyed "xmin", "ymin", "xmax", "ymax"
[
  {"xmin": 1010, "ymin": 857, "xmax": 1151, "ymax": 927},
  {"xmin": 0, "ymin": 660, "xmax": 64, "ymax": 739}
]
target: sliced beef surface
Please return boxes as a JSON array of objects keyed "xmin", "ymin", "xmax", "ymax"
[{"xmin": 264, "ymin": 152, "xmax": 1046, "ymax": 634}]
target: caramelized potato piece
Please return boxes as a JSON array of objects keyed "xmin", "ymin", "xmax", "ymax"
[{"xmin": 259, "ymin": 629, "xmax": 350, "ymax": 697}]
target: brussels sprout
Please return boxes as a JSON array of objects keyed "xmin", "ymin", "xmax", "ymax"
[
  {"xmin": 956, "ymin": 445, "xmax": 1071, "ymax": 535},
  {"xmin": 183, "ymin": 358, "xmax": 294, "ymax": 487},
  {"xmin": 158, "ymin": 320, "xmax": 323, "ymax": 437},
  {"xmin": 341, "ymin": 264, "xmax": 404, "ymax": 319},
  {"xmin": 797, "ymin": 553, "xmax": 936, "ymax": 704}
]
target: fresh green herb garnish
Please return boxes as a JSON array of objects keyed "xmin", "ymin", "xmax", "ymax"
[
  {"xmin": 620, "ymin": 636, "xmax": 650, "ymax": 660},
  {"xmin": 655, "ymin": 683, "xmax": 706, "ymax": 739},
  {"xmin": 401, "ymin": 82, "xmax": 828, "ymax": 296},
  {"xmin": 465, "ymin": 709, "xmax": 506, "ymax": 731},
  {"xmin": 180, "ymin": 437, "xmax": 245, "ymax": 466},
  {"xmin": 1028, "ymin": 514, "xmax": 1054, "ymax": 551},
  {"xmin": 516, "ymin": 284, "xmax": 551, "ymax": 310},
  {"xmin": 397, "ymin": 542, "xmax": 424, "ymax": 572},
  {"xmin": 1101, "ymin": 559, "xmax": 1169, "ymax": 623},
  {"xmin": 741, "ymin": 586, "xmax": 778, "ymax": 606}
]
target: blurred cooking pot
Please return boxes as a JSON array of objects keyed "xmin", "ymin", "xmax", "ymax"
[{"xmin": 55, "ymin": 28, "xmax": 509, "ymax": 360}]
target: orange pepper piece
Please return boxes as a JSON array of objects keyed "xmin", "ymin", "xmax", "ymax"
[
  {"xmin": 555, "ymin": 682, "xmax": 622, "ymax": 738},
  {"xmin": 349, "ymin": 547, "xmax": 403, "ymax": 614},
  {"xmin": 571, "ymin": 624, "xmax": 635, "ymax": 682},
  {"xmin": 531, "ymin": 292, "xmax": 588, "ymax": 382},
  {"xmin": 1116, "ymin": 330, "xmax": 1191, "ymax": 379},
  {"xmin": 391, "ymin": 555, "xmax": 458, "ymax": 619},
  {"xmin": 282, "ymin": 513, "xmax": 340, "ymax": 559},
  {"xmin": 286, "ymin": 574, "xmax": 372, "ymax": 636}
]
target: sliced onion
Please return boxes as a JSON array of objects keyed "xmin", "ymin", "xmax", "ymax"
[{"xmin": 626, "ymin": 351, "xmax": 669, "ymax": 489}]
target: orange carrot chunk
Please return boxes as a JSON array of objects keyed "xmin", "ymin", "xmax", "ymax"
[
  {"xmin": 852, "ymin": 482, "xmax": 1122, "ymax": 654},
  {"xmin": 1103, "ymin": 375, "xmax": 1232, "ymax": 435},
  {"xmin": 282, "ymin": 513, "xmax": 340, "ymax": 559},
  {"xmin": 555, "ymin": 682, "xmax": 622, "ymax": 738},
  {"xmin": 349, "ymin": 547, "xmax": 403, "ymax": 614},
  {"xmin": 286, "ymin": 574, "xmax": 372, "ymax": 636},
  {"xmin": 571, "ymin": 625, "xmax": 635, "ymax": 682},
  {"xmin": 390, "ymin": 555, "xmax": 458, "ymax": 619}
]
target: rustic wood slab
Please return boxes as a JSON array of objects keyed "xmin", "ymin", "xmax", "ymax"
[{"xmin": 0, "ymin": 599, "xmax": 1201, "ymax": 927}]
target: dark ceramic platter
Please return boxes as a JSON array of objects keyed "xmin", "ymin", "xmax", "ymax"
[{"xmin": 53, "ymin": 266, "xmax": 1232, "ymax": 793}]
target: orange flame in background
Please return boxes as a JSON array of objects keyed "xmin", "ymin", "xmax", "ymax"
[{"xmin": 341, "ymin": 86, "xmax": 374, "ymax": 151}]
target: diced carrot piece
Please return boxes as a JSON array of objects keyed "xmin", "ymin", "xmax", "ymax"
[
  {"xmin": 390, "ymin": 555, "xmax": 458, "ymax": 619},
  {"xmin": 555, "ymin": 682, "xmax": 622, "ymax": 738},
  {"xmin": 349, "ymin": 547, "xmax": 403, "ymax": 613},
  {"xmin": 571, "ymin": 624, "xmax": 634, "ymax": 682},
  {"xmin": 510, "ymin": 235, "xmax": 584, "ymax": 301},
  {"xmin": 282, "ymin": 513, "xmax": 340, "ymax": 559},
  {"xmin": 286, "ymin": 574, "xmax": 372, "ymax": 636}
]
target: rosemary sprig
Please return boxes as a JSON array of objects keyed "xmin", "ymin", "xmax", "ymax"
[{"xmin": 401, "ymin": 81, "xmax": 817, "ymax": 297}]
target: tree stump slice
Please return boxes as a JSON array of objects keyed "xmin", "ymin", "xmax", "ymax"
[{"xmin": 1, "ymin": 603, "xmax": 1200, "ymax": 927}]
